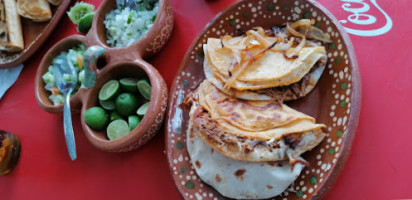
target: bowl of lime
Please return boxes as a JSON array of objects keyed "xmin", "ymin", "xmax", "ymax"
[{"xmin": 81, "ymin": 61, "xmax": 167, "ymax": 152}]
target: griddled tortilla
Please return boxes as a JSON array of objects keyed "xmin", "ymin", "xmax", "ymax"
[
  {"xmin": 186, "ymin": 81, "xmax": 326, "ymax": 163},
  {"xmin": 17, "ymin": 0, "xmax": 51, "ymax": 22},
  {"xmin": 0, "ymin": 0, "xmax": 24, "ymax": 52},
  {"xmin": 187, "ymin": 124, "xmax": 305, "ymax": 199},
  {"xmin": 203, "ymin": 29, "xmax": 327, "ymax": 101}
]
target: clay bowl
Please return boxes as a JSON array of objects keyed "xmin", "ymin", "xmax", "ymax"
[
  {"xmin": 0, "ymin": 0, "xmax": 71, "ymax": 69},
  {"xmin": 35, "ymin": 0, "xmax": 173, "ymax": 152},
  {"xmin": 35, "ymin": 35, "xmax": 87, "ymax": 114},
  {"xmin": 90, "ymin": 0, "xmax": 174, "ymax": 59},
  {"xmin": 166, "ymin": 0, "xmax": 360, "ymax": 199},
  {"xmin": 81, "ymin": 60, "xmax": 168, "ymax": 152}
]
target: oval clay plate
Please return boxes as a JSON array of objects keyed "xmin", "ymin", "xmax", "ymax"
[
  {"xmin": 0, "ymin": 0, "xmax": 70, "ymax": 69},
  {"xmin": 165, "ymin": 0, "xmax": 361, "ymax": 199}
]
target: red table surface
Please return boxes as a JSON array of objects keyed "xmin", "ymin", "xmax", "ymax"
[{"xmin": 1, "ymin": 0, "xmax": 411, "ymax": 199}]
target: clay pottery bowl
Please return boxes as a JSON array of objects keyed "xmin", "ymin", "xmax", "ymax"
[
  {"xmin": 81, "ymin": 60, "xmax": 168, "ymax": 152},
  {"xmin": 90, "ymin": 0, "xmax": 174, "ymax": 59},
  {"xmin": 35, "ymin": 35, "xmax": 87, "ymax": 114},
  {"xmin": 165, "ymin": 0, "xmax": 361, "ymax": 199},
  {"xmin": 35, "ymin": 0, "xmax": 173, "ymax": 152}
]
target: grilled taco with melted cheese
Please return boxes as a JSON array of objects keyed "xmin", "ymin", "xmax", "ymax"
[
  {"xmin": 187, "ymin": 124, "xmax": 306, "ymax": 199},
  {"xmin": 185, "ymin": 80, "xmax": 326, "ymax": 199},
  {"xmin": 204, "ymin": 20, "xmax": 329, "ymax": 101},
  {"xmin": 0, "ymin": 0, "xmax": 24, "ymax": 52},
  {"xmin": 186, "ymin": 80, "xmax": 326, "ymax": 165}
]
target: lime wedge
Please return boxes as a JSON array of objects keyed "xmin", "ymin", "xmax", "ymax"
[
  {"xmin": 99, "ymin": 80, "xmax": 120, "ymax": 101},
  {"xmin": 137, "ymin": 79, "xmax": 151, "ymax": 100},
  {"xmin": 136, "ymin": 101, "xmax": 150, "ymax": 116},
  {"xmin": 67, "ymin": 2, "xmax": 95, "ymax": 24},
  {"xmin": 77, "ymin": 12, "xmax": 95, "ymax": 34},
  {"xmin": 128, "ymin": 115, "xmax": 141, "ymax": 131},
  {"xmin": 107, "ymin": 119, "xmax": 129, "ymax": 140},
  {"xmin": 99, "ymin": 99, "xmax": 115, "ymax": 111},
  {"xmin": 119, "ymin": 78, "xmax": 138, "ymax": 93},
  {"xmin": 110, "ymin": 111, "xmax": 122, "ymax": 121}
]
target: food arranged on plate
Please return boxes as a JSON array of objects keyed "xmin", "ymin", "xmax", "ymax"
[
  {"xmin": 187, "ymin": 119, "xmax": 305, "ymax": 199},
  {"xmin": 182, "ymin": 19, "xmax": 332, "ymax": 199},
  {"xmin": 185, "ymin": 81, "xmax": 326, "ymax": 199},
  {"xmin": 0, "ymin": 0, "xmax": 61, "ymax": 53},
  {"xmin": 186, "ymin": 81, "xmax": 326, "ymax": 164},
  {"xmin": 42, "ymin": 44, "xmax": 87, "ymax": 106},
  {"xmin": 204, "ymin": 19, "xmax": 329, "ymax": 102},
  {"xmin": 104, "ymin": 0, "xmax": 159, "ymax": 48},
  {"xmin": 84, "ymin": 78, "xmax": 152, "ymax": 140}
]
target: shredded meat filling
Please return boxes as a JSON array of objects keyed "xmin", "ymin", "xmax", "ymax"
[
  {"xmin": 190, "ymin": 105, "xmax": 285, "ymax": 154},
  {"xmin": 283, "ymin": 133, "xmax": 303, "ymax": 150},
  {"xmin": 247, "ymin": 63, "xmax": 322, "ymax": 102}
]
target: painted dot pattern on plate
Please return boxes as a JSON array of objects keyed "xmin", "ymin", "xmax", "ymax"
[
  {"xmin": 146, "ymin": 2, "xmax": 174, "ymax": 54},
  {"xmin": 167, "ymin": 0, "xmax": 357, "ymax": 199}
]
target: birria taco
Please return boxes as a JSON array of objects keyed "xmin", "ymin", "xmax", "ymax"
[
  {"xmin": 184, "ymin": 80, "xmax": 326, "ymax": 199},
  {"xmin": 187, "ymin": 126, "xmax": 306, "ymax": 199},
  {"xmin": 203, "ymin": 19, "xmax": 330, "ymax": 101},
  {"xmin": 187, "ymin": 80, "xmax": 326, "ymax": 163}
]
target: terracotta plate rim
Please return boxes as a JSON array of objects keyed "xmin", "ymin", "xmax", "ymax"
[{"xmin": 165, "ymin": 0, "xmax": 362, "ymax": 199}]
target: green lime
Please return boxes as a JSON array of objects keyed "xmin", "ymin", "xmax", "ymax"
[
  {"xmin": 137, "ymin": 79, "xmax": 151, "ymax": 100},
  {"xmin": 107, "ymin": 119, "xmax": 129, "ymax": 140},
  {"xmin": 128, "ymin": 115, "xmax": 141, "ymax": 131},
  {"xmin": 110, "ymin": 111, "xmax": 123, "ymax": 121},
  {"xmin": 99, "ymin": 99, "xmax": 115, "ymax": 111},
  {"xmin": 77, "ymin": 12, "xmax": 95, "ymax": 34},
  {"xmin": 99, "ymin": 80, "xmax": 120, "ymax": 101},
  {"xmin": 84, "ymin": 107, "xmax": 109, "ymax": 130},
  {"xmin": 136, "ymin": 101, "xmax": 150, "ymax": 116},
  {"xmin": 119, "ymin": 78, "xmax": 138, "ymax": 93},
  {"xmin": 115, "ymin": 93, "xmax": 139, "ymax": 117},
  {"xmin": 67, "ymin": 2, "xmax": 95, "ymax": 24}
]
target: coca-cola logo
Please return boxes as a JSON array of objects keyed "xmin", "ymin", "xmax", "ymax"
[{"xmin": 339, "ymin": 0, "xmax": 392, "ymax": 36}]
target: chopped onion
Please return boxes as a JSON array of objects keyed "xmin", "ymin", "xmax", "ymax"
[
  {"xmin": 286, "ymin": 23, "xmax": 306, "ymax": 38},
  {"xmin": 224, "ymin": 54, "xmax": 252, "ymax": 89},
  {"xmin": 246, "ymin": 29, "xmax": 272, "ymax": 47},
  {"xmin": 290, "ymin": 19, "xmax": 332, "ymax": 43},
  {"xmin": 253, "ymin": 26, "xmax": 266, "ymax": 36},
  {"xmin": 301, "ymin": 39, "xmax": 321, "ymax": 47},
  {"xmin": 285, "ymin": 23, "xmax": 307, "ymax": 59},
  {"xmin": 304, "ymin": 26, "xmax": 332, "ymax": 43},
  {"xmin": 290, "ymin": 19, "xmax": 312, "ymax": 30},
  {"xmin": 221, "ymin": 35, "xmax": 246, "ymax": 50},
  {"xmin": 218, "ymin": 21, "xmax": 330, "ymax": 88}
]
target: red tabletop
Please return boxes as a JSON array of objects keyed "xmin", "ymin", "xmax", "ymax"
[{"xmin": 0, "ymin": 0, "xmax": 411, "ymax": 199}]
